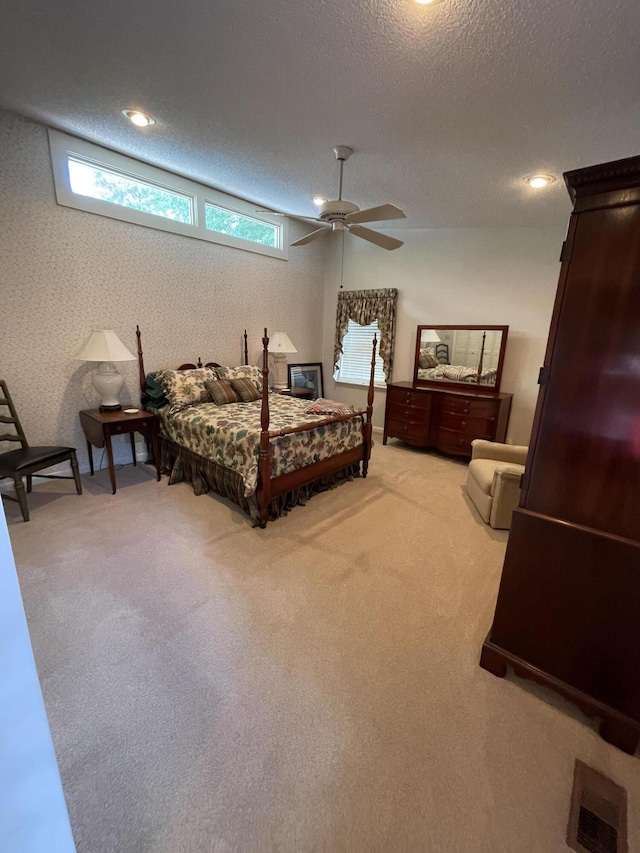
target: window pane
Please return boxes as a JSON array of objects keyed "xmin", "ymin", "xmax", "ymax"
[
  {"xmin": 68, "ymin": 158, "xmax": 193, "ymax": 223},
  {"xmin": 336, "ymin": 320, "xmax": 386, "ymax": 385},
  {"xmin": 205, "ymin": 204, "xmax": 278, "ymax": 247}
]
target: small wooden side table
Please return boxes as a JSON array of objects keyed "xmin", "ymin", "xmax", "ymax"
[{"xmin": 79, "ymin": 408, "xmax": 161, "ymax": 495}]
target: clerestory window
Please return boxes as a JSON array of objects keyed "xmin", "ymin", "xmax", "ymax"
[{"xmin": 49, "ymin": 130, "xmax": 287, "ymax": 259}]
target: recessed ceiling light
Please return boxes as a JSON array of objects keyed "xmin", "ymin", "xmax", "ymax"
[
  {"xmin": 121, "ymin": 109, "xmax": 155, "ymax": 127},
  {"xmin": 415, "ymin": 0, "xmax": 442, "ymax": 5},
  {"xmin": 313, "ymin": 196, "xmax": 327, "ymax": 206},
  {"xmin": 526, "ymin": 174, "xmax": 555, "ymax": 189}
]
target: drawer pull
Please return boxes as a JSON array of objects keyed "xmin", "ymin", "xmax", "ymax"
[
  {"xmin": 116, "ymin": 426, "xmax": 122, "ymax": 432},
  {"xmin": 461, "ymin": 420, "xmax": 467, "ymax": 426},
  {"xmin": 142, "ymin": 421, "xmax": 147, "ymax": 427}
]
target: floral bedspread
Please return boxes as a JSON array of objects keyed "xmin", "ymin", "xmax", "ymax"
[
  {"xmin": 417, "ymin": 365, "xmax": 497, "ymax": 385},
  {"xmin": 156, "ymin": 394, "xmax": 365, "ymax": 497}
]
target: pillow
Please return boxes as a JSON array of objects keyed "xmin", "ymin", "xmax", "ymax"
[
  {"xmin": 230, "ymin": 376, "xmax": 262, "ymax": 402},
  {"xmin": 141, "ymin": 372, "xmax": 170, "ymax": 410},
  {"xmin": 160, "ymin": 367, "xmax": 218, "ymax": 414},
  {"xmin": 220, "ymin": 364, "xmax": 263, "ymax": 384},
  {"xmin": 419, "ymin": 347, "xmax": 438, "ymax": 369},
  {"xmin": 305, "ymin": 398, "xmax": 356, "ymax": 416},
  {"xmin": 204, "ymin": 378, "xmax": 241, "ymax": 405}
]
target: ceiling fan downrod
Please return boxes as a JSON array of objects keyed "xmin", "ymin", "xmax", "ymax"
[{"xmin": 333, "ymin": 145, "xmax": 353, "ymax": 202}]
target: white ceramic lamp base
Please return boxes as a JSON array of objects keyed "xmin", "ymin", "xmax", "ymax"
[
  {"xmin": 271, "ymin": 354, "xmax": 289, "ymax": 391},
  {"xmin": 93, "ymin": 362, "xmax": 124, "ymax": 411}
]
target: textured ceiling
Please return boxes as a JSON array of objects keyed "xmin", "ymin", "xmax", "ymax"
[{"xmin": 1, "ymin": 0, "xmax": 639, "ymax": 229}]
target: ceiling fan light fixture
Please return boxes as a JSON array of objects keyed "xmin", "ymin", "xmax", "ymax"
[
  {"xmin": 526, "ymin": 174, "xmax": 555, "ymax": 189},
  {"xmin": 122, "ymin": 109, "xmax": 156, "ymax": 127},
  {"xmin": 313, "ymin": 196, "xmax": 327, "ymax": 206}
]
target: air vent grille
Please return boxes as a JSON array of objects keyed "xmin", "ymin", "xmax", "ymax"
[
  {"xmin": 567, "ymin": 760, "xmax": 627, "ymax": 853},
  {"xmin": 577, "ymin": 806, "xmax": 618, "ymax": 853}
]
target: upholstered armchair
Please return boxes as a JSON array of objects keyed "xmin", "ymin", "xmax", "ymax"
[{"xmin": 466, "ymin": 439, "xmax": 529, "ymax": 530}]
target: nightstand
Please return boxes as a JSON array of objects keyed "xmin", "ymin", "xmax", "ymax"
[{"xmin": 79, "ymin": 408, "xmax": 161, "ymax": 495}]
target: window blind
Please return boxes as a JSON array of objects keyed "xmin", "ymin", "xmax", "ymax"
[{"xmin": 335, "ymin": 319, "xmax": 386, "ymax": 386}]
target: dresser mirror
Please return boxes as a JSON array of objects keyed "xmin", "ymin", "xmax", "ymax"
[{"xmin": 413, "ymin": 325, "xmax": 509, "ymax": 392}]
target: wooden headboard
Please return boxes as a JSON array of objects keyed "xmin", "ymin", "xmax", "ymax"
[{"xmin": 135, "ymin": 325, "xmax": 249, "ymax": 394}]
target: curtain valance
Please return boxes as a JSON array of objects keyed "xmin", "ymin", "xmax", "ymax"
[{"xmin": 334, "ymin": 288, "xmax": 398, "ymax": 381}]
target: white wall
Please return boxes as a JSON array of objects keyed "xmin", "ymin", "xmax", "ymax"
[
  {"xmin": 0, "ymin": 503, "xmax": 75, "ymax": 851},
  {"xmin": 322, "ymin": 223, "xmax": 568, "ymax": 445},
  {"xmin": 0, "ymin": 110, "xmax": 327, "ymax": 470}
]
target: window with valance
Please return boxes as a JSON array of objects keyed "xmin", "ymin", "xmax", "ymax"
[{"xmin": 333, "ymin": 288, "xmax": 398, "ymax": 385}]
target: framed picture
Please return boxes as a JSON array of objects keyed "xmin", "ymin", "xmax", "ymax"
[{"xmin": 287, "ymin": 363, "xmax": 324, "ymax": 400}]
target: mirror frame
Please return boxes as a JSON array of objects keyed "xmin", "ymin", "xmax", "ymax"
[{"xmin": 413, "ymin": 325, "xmax": 509, "ymax": 393}]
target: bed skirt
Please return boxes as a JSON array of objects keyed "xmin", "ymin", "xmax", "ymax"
[{"xmin": 159, "ymin": 437, "xmax": 361, "ymax": 524}]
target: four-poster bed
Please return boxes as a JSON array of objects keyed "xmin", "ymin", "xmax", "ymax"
[{"xmin": 136, "ymin": 326, "xmax": 376, "ymax": 527}]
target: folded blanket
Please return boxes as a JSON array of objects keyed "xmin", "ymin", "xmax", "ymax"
[{"xmin": 305, "ymin": 398, "xmax": 356, "ymax": 416}]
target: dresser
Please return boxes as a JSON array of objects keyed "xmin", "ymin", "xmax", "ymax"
[{"xmin": 383, "ymin": 381, "xmax": 512, "ymax": 456}]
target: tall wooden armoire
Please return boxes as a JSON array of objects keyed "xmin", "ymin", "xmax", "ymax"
[{"xmin": 480, "ymin": 155, "xmax": 640, "ymax": 754}]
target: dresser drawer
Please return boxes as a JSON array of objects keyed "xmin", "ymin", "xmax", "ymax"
[
  {"xmin": 441, "ymin": 394, "xmax": 499, "ymax": 418},
  {"xmin": 439, "ymin": 412, "xmax": 494, "ymax": 435},
  {"xmin": 387, "ymin": 385, "xmax": 430, "ymax": 410},
  {"xmin": 386, "ymin": 402, "xmax": 431, "ymax": 425},
  {"xmin": 386, "ymin": 418, "xmax": 428, "ymax": 442}
]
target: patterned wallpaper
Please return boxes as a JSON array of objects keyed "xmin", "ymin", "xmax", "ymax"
[{"xmin": 0, "ymin": 109, "xmax": 327, "ymax": 471}]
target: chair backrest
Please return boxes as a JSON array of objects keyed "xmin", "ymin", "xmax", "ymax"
[
  {"xmin": 0, "ymin": 380, "xmax": 28, "ymax": 450},
  {"xmin": 435, "ymin": 343, "xmax": 449, "ymax": 364}
]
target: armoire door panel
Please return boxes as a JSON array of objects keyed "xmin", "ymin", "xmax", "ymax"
[{"xmin": 525, "ymin": 204, "xmax": 640, "ymax": 542}]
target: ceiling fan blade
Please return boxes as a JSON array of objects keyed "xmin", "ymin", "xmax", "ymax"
[
  {"xmin": 347, "ymin": 225, "xmax": 404, "ymax": 250},
  {"xmin": 344, "ymin": 203, "xmax": 406, "ymax": 225},
  {"xmin": 290, "ymin": 227, "xmax": 331, "ymax": 247}
]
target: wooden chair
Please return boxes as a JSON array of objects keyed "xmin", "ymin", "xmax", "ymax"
[{"xmin": 0, "ymin": 380, "xmax": 82, "ymax": 521}]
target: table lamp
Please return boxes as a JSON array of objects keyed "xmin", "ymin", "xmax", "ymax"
[
  {"xmin": 76, "ymin": 329, "xmax": 136, "ymax": 411},
  {"xmin": 269, "ymin": 332, "xmax": 297, "ymax": 390},
  {"xmin": 421, "ymin": 329, "xmax": 441, "ymax": 343}
]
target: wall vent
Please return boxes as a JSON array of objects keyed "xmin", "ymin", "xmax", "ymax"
[{"xmin": 567, "ymin": 760, "xmax": 627, "ymax": 853}]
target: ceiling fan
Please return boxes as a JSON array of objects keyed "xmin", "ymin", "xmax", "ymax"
[{"xmin": 261, "ymin": 146, "xmax": 407, "ymax": 250}]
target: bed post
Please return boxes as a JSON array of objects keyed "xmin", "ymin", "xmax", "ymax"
[
  {"xmin": 136, "ymin": 325, "xmax": 146, "ymax": 395},
  {"xmin": 362, "ymin": 334, "xmax": 377, "ymax": 478},
  {"xmin": 476, "ymin": 330, "xmax": 486, "ymax": 384},
  {"xmin": 257, "ymin": 328, "xmax": 271, "ymax": 528},
  {"xmin": 244, "ymin": 329, "xmax": 249, "ymax": 366}
]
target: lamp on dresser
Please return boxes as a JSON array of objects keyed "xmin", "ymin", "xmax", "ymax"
[
  {"xmin": 269, "ymin": 331, "xmax": 297, "ymax": 391},
  {"xmin": 76, "ymin": 329, "xmax": 137, "ymax": 411}
]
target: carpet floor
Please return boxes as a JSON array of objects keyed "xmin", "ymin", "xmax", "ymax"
[{"xmin": 7, "ymin": 441, "xmax": 639, "ymax": 852}]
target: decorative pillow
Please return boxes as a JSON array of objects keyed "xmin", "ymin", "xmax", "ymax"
[
  {"xmin": 160, "ymin": 367, "xmax": 218, "ymax": 414},
  {"xmin": 204, "ymin": 378, "xmax": 241, "ymax": 405},
  {"xmin": 305, "ymin": 398, "xmax": 356, "ymax": 416},
  {"xmin": 141, "ymin": 372, "xmax": 170, "ymax": 410},
  {"xmin": 220, "ymin": 364, "xmax": 263, "ymax": 384},
  {"xmin": 230, "ymin": 376, "xmax": 262, "ymax": 402},
  {"xmin": 419, "ymin": 347, "xmax": 438, "ymax": 369}
]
